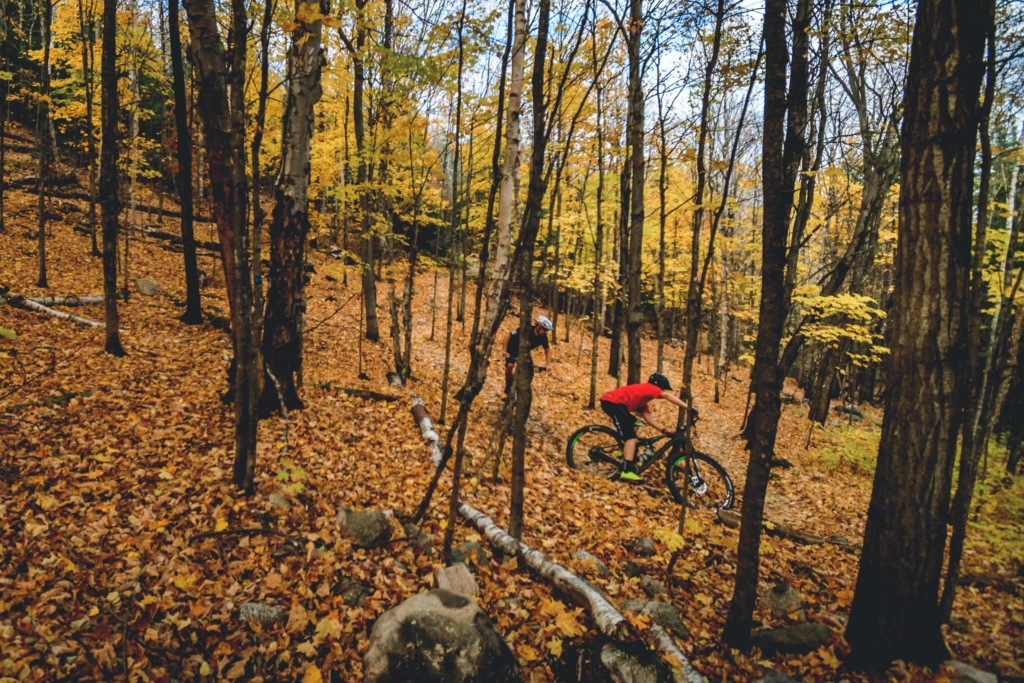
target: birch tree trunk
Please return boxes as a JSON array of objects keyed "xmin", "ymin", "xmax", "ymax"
[{"xmin": 262, "ymin": 0, "xmax": 326, "ymax": 411}]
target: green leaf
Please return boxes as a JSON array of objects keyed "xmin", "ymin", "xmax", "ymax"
[{"xmin": 0, "ymin": 327, "xmax": 16, "ymax": 340}]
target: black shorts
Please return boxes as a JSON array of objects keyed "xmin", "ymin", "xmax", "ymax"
[{"xmin": 601, "ymin": 400, "xmax": 637, "ymax": 441}]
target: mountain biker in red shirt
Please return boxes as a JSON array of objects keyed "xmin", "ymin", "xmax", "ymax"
[{"xmin": 600, "ymin": 372, "xmax": 689, "ymax": 482}]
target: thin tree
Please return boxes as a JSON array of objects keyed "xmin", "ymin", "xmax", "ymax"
[
  {"xmin": 623, "ymin": 0, "xmax": 645, "ymax": 384},
  {"xmin": 587, "ymin": 5, "xmax": 606, "ymax": 410},
  {"xmin": 36, "ymin": 0, "xmax": 52, "ymax": 289},
  {"xmin": 100, "ymin": 0, "xmax": 124, "ymax": 355},
  {"xmin": 77, "ymin": 0, "xmax": 100, "ymax": 255},
  {"xmin": 168, "ymin": 0, "xmax": 201, "ymax": 323},
  {"xmin": 722, "ymin": 0, "xmax": 811, "ymax": 646},
  {"xmin": 845, "ymin": 0, "xmax": 991, "ymax": 665}
]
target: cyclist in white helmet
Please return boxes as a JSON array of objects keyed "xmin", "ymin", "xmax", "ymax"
[{"xmin": 503, "ymin": 315, "xmax": 553, "ymax": 395}]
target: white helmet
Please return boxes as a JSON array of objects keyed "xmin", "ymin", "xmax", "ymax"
[{"xmin": 535, "ymin": 315, "xmax": 553, "ymax": 331}]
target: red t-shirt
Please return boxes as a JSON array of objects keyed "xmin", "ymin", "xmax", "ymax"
[{"xmin": 601, "ymin": 383, "xmax": 664, "ymax": 413}]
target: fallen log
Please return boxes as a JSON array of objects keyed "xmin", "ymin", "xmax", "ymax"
[
  {"xmin": 2, "ymin": 292, "xmax": 110, "ymax": 329},
  {"xmin": 717, "ymin": 509, "xmax": 833, "ymax": 547},
  {"xmin": 26, "ymin": 295, "xmax": 107, "ymax": 307},
  {"xmin": 405, "ymin": 389, "xmax": 705, "ymax": 683},
  {"xmin": 318, "ymin": 383, "xmax": 399, "ymax": 402}
]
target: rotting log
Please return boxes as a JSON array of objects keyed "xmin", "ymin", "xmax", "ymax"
[
  {"xmin": 405, "ymin": 388, "xmax": 706, "ymax": 683},
  {"xmin": 25, "ymin": 295, "xmax": 107, "ymax": 306},
  {"xmin": 318, "ymin": 384, "xmax": 399, "ymax": 402},
  {"xmin": 3, "ymin": 292, "xmax": 110, "ymax": 329}
]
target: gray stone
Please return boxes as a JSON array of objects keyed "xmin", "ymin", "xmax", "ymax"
[
  {"xmin": 238, "ymin": 602, "xmax": 287, "ymax": 626},
  {"xmin": 402, "ymin": 522, "xmax": 433, "ymax": 557},
  {"xmin": 571, "ymin": 550, "xmax": 610, "ymax": 578},
  {"xmin": 363, "ymin": 589, "xmax": 518, "ymax": 683},
  {"xmin": 335, "ymin": 507, "xmax": 393, "ymax": 547},
  {"xmin": 749, "ymin": 623, "xmax": 831, "ymax": 655},
  {"xmin": 451, "ymin": 541, "xmax": 490, "ymax": 567},
  {"xmin": 633, "ymin": 537, "xmax": 657, "ymax": 557},
  {"xmin": 620, "ymin": 599, "xmax": 688, "ymax": 638},
  {"xmin": 435, "ymin": 563, "xmax": 479, "ymax": 597},
  {"xmin": 943, "ymin": 661, "xmax": 998, "ymax": 683},
  {"xmin": 640, "ymin": 575, "xmax": 666, "ymax": 598},
  {"xmin": 828, "ymin": 534, "xmax": 850, "ymax": 546},
  {"xmin": 268, "ymin": 493, "xmax": 291, "ymax": 509},
  {"xmin": 623, "ymin": 560, "xmax": 643, "ymax": 578},
  {"xmin": 135, "ymin": 278, "xmax": 158, "ymax": 296},
  {"xmin": 758, "ymin": 582, "xmax": 805, "ymax": 622},
  {"xmin": 599, "ymin": 643, "xmax": 667, "ymax": 683},
  {"xmin": 338, "ymin": 576, "xmax": 373, "ymax": 607},
  {"xmin": 758, "ymin": 669, "xmax": 799, "ymax": 683}
]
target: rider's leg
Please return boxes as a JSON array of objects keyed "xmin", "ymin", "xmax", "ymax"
[
  {"xmin": 622, "ymin": 438, "xmax": 637, "ymax": 463},
  {"xmin": 504, "ymin": 361, "xmax": 516, "ymax": 394}
]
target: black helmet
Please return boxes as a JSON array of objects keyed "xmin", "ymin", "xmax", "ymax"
[{"xmin": 648, "ymin": 372, "xmax": 671, "ymax": 391}]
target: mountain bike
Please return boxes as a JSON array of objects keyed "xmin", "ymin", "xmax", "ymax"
[{"xmin": 565, "ymin": 413, "xmax": 734, "ymax": 510}]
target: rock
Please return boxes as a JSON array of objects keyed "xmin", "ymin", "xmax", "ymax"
[
  {"xmin": 640, "ymin": 575, "xmax": 665, "ymax": 598},
  {"xmin": 758, "ymin": 669, "xmax": 799, "ymax": 683},
  {"xmin": 633, "ymin": 537, "xmax": 657, "ymax": 557},
  {"xmin": 620, "ymin": 599, "xmax": 688, "ymax": 638},
  {"xmin": 834, "ymin": 403, "xmax": 862, "ymax": 417},
  {"xmin": 571, "ymin": 550, "xmax": 610, "ymax": 578},
  {"xmin": 828, "ymin": 534, "xmax": 850, "ymax": 546},
  {"xmin": 623, "ymin": 560, "xmax": 644, "ymax": 578},
  {"xmin": 717, "ymin": 509, "xmax": 741, "ymax": 529},
  {"xmin": 434, "ymin": 563, "xmax": 479, "ymax": 597},
  {"xmin": 451, "ymin": 541, "xmax": 490, "ymax": 567},
  {"xmin": 599, "ymin": 643, "xmax": 667, "ymax": 683},
  {"xmin": 828, "ymin": 419, "xmax": 842, "ymax": 428},
  {"xmin": 363, "ymin": 589, "xmax": 518, "ymax": 683},
  {"xmin": 942, "ymin": 661, "xmax": 998, "ymax": 683},
  {"xmin": 335, "ymin": 507, "xmax": 392, "ymax": 547},
  {"xmin": 748, "ymin": 623, "xmax": 831, "ymax": 655},
  {"xmin": 135, "ymin": 278, "xmax": 159, "ymax": 296},
  {"xmin": 238, "ymin": 602, "xmax": 287, "ymax": 626},
  {"xmin": 402, "ymin": 522, "xmax": 433, "ymax": 556},
  {"xmin": 337, "ymin": 576, "xmax": 372, "ymax": 607},
  {"xmin": 759, "ymin": 582, "xmax": 805, "ymax": 622},
  {"xmin": 268, "ymin": 493, "xmax": 291, "ymax": 509}
]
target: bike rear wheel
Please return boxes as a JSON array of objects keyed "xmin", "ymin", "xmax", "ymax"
[
  {"xmin": 566, "ymin": 425, "xmax": 622, "ymax": 479},
  {"xmin": 666, "ymin": 451, "xmax": 734, "ymax": 510}
]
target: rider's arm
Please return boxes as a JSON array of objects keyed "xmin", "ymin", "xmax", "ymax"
[
  {"xmin": 659, "ymin": 390, "xmax": 689, "ymax": 410},
  {"xmin": 639, "ymin": 406, "xmax": 669, "ymax": 434}
]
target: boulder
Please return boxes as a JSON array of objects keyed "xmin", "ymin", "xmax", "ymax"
[
  {"xmin": 749, "ymin": 623, "xmax": 830, "ymax": 655},
  {"xmin": 135, "ymin": 278, "xmax": 159, "ymax": 296},
  {"xmin": 238, "ymin": 602, "xmax": 287, "ymax": 626},
  {"xmin": 599, "ymin": 643, "xmax": 667, "ymax": 683},
  {"xmin": 942, "ymin": 661, "xmax": 998, "ymax": 683},
  {"xmin": 402, "ymin": 522, "xmax": 433, "ymax": 557},
  {"xmin": 335, "ymin": 507, "xmax": 393, "ymax": 547},
  {"xmin": 435, "ymin": 563, "xmax": 479, "ymax": 597},
  {"xmin": 633, "ymin": 538, "xmax": 657, "ymax": 557},
  {"xmin": 452, "ymin": 541, "xmax": 490, "ymax": 567},
  {"xmin": 268, "ymin": 493, "xmax": 291, "ymax": 509},
  {"xmin": 571, "ymin": 550, "xmax": 610, "ymax": 578},
  {"xmin": 363, "ymin": 589, "xmax": 518, "ymax": 683},
  {"xmin": 640, "ymin": 575, "xmax": 666, "ymax": 598},
  {"xmin": 758, "ymin": 582, "xmax": 805, "ymax": 622},
  {"xmin": 620, "ymin": 599, "xmax": 688, "ymax": 638}
]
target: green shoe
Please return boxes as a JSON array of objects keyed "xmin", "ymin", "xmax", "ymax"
[{"xmin": 619, "ymin": 470, "xmax": 643, "ymax": 482}]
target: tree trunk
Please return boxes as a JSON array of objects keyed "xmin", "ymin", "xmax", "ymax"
[
  {"xmin": 588, "ymin": 12, "xmax": 604, "ymax": 410},
  {"xmin": 483, "ymin": 0, "xmax": 526, "ymax": 335},
  {"xmin": 262, "ymin": 0, "xmax": 326, "ymax": 411},
  {"xmin": 182, "ymin": 0, "xmax": 260, "ymax": 493},
  {"xmin": 36, "ymin": 0, "xmax": 52, "ymax": 289},
  {"xmin": 680, "ymin": 0, "xmax": 725, "ymax": 403},
  {"xmin": 845, "ymin": 0, "xmax": 990, "ymax": 665},
  {"xmin": 722, "ymin": 0, "xmax": 811, "ymax": 647},
  {"xmin": 624, "ymin": 0, "xmax": 645, "ymax": 385},
  {"xmin": 608, "ymin": 145, "xmax": 629, "ymax": 381},
  {"xmin": 77, "ymin": 0, "xmax": 100, "ymax": 255},
  {"xmin": 508, "ymin": 0, "xmax": 551, "ymax": 541},
  {"xmin": 168, "ymin": 0, "xmax": 202, "ymax": 323},
  {"xmin": 100, "ymin": 0, "xmax": 124, "ymax": 356}
]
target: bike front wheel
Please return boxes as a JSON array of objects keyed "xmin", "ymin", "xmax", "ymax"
[
  {"xmin": 566, "ymin": 425, "xmax": 623, "ymax": 479},
  {"xmin": 666, "ymin": 451, "xmax": 734, "ymax": 510}
]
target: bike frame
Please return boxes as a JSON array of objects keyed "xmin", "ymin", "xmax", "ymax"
[{"xmin": 630, "ymin": 429, "xmax": 694, "ymax": 477}]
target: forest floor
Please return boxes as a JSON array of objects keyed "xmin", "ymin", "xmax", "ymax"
[{"xmin": 1, "ymin": 133, "xmax": 1023, "ymax": 682}]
